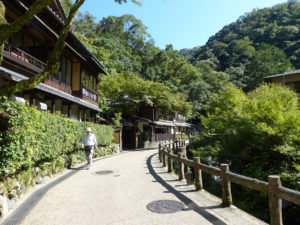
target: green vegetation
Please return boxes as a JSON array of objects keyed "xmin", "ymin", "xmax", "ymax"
[
  {"xmin": 0, "ymin": 101, "xmax": 114, "ymax": 191},
  {"xmin": 181, "ymin": 0, "xmax": 300, "ymax": 91},
  {"xmin": 190, "ymin": 84, "xmax": 300, "ymax": 224},
  {"xmin": 73, "ymin": 14, "xmax": 228, "ymax": 119},
  {"xmin": 98, "ymin": 71, "xmax": 192, "ymax": 118}
]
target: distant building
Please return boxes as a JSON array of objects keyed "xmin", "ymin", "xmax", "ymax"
[
  {"xmin": 0, "ymin": 0, "xmax": 107, "ymax": 123},
  {"xmin": 264, "ymin": 69, "xmax": 300, "ymax": 97},
  {"xmin": 121, "ymin": 105, "xmax": 191, "ymax": 149}
]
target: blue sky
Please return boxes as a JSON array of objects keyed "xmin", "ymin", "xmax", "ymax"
[{"xmin": 79, "ymin": 0, "xmax": 288, "ymax": 50}]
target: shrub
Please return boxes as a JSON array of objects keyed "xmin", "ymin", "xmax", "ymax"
[{"xmin": 0, "ymin": 101, "xmax": 114, "ymax": 179}]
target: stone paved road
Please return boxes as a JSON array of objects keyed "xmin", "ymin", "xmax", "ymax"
[{"xmin": 1, "ymin": 150, "xmax": 267, "ymax": 225}]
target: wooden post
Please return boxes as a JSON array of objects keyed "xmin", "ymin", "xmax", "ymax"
[
  {"xmin": 167, "ymin": 149, "xmax": 172, "ymax": 173},
  {"xmin": 220, "ymin": 164, "xmax": 232, "ymax": 207},
  {"xmin": 51, "ymin": 100, "xmax": 55, "ymax": 113},
  {"xmin": 268, "ymin": 176, "xmax": 283, "ymax": 225},
  {"xmin": 162, "ymin": 148, "xmax": 166, "ymax": 167},
  {"xmin": 158, "ymin": 143, "xmax": 162, "ymax": 162},
  {"xmin": 193, "ymin": 157, "xmax": 203, "ymax": 191},
  {"xmin": 68, "ymin": 105, "xmax": 71, "ymax": 118},
  {"xmin": 178, "ymin": 152, "xmax": 184, "ymax": 180}
]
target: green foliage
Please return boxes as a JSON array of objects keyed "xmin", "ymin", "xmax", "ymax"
[
  {"xmin": 194, "ymin": 83, "xmax": 300, "ymax": 224},
  {"xmin": 182, "ymin": 1, "xmax": 300, "ymax": 90},
  {"xmin": 0, "ymin": 101, "xmax": 113, "ymax": 178},
  {"xmin": 245, "ymin": 43, "xmax": 294, "ymax": 91},
  {"xmin": 201, "ymin": 84, "xmax": 300, "ymax": 176},
  {"xmin": 74, "ymin": 14, "xmax": 228, "ymax": 118},
  {"xmin": 98, "ymin": 71, "xmax": 192, "ymax": 118}
]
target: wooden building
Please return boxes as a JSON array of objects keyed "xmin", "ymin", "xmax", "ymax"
[
  {"xmin": 264, "ymin": 69, "xmax": 300, "ymax": 97},
  {"xmin": 122, "ymin": 105, "xmax": 191, "ymax": 149},
  {"xmin": 0, "ymin": 0, "xmax": 107, "ymax": 122}
]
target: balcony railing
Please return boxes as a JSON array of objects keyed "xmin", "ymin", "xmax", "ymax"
[
  {"xmin": 4, "ymin": 42, "xmax": 46, "ymax": 72},
  {"xmin": 82, "ymin": 85, "xmax": 98, "ymax": 102},
  {"xmin": 151, "ymin": 133, "xmax": 174, "ymax": 142}
]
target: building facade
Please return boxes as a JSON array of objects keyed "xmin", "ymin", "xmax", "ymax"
[
  {"xmin": 264, "ymin": 69, "xmax": 300, "ymax": 98},
  {"xmin": 122, "ymin": 105, "xmax": 191, "ymax": 149},
  {"xmin": 0, "ymin": 0, "xmax": 106, "ymax": 123}
]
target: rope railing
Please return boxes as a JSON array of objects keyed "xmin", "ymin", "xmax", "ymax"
[{"xmin": 158, "ymin": 139, "xmax": 300, "ymax": 225}]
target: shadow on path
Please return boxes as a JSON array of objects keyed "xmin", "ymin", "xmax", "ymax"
[
  {"xmin": 0, "ymin": 152, "xmax": 123, "ymax": 225},
  {"xmin": 146, "ymin": 153, "xmax": 227, "ymax": 225},
  {"xmin": 0, "ymin": 165, "xmax": 86, "ymax": 225}
]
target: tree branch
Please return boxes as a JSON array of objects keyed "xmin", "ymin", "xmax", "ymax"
[{"xmin": 0, "ymin": 0, "xmax": 85, "ymax": 97}]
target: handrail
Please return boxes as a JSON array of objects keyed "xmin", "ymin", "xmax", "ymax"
[
  {"xmin": 158, "ymin": 139, "xmax": 300, "ymax": 225},
  {"xmin": 4, "ymin": 42, "xmax": 46, "ymax": 70}
]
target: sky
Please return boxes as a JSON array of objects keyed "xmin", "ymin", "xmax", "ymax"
[{"xmin": 79, "ymin": 0, "xmax": 288, "ymax": 50}]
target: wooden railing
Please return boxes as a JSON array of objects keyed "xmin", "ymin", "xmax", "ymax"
[
  {"xmin": 151, "ymin": 133, "xmax": 174, "ymax": 142},
  {"xmin": 82, "ymin": 84, "xmax": 98, "ymax": 102},
  {"xmin": 158, "ymin": 140, "xmax": 300, "ymax": 225},
  {"xmin": 4, "ymin": 42, "xmax": 46, "ymax": 71}
]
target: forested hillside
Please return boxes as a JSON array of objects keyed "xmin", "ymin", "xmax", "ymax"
[
  {"xmin": 180, "ymin": 0, "xmax": 300, "ymax": 91},
  {"xmin": 66, "ymin": 11, "xmax": 228, "ymax": 119}
]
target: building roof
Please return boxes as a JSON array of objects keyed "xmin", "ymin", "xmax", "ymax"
[
  {"xmin": 174, "ymin": 122, "xmax": 192, "ymax": 128},
  {"xmin": 0, "ymin": 67, "xmax": 102, "ymax": 112},
  {"xmin": 153, "ymin": 121, "xmax": 176, "ymax": 127},
  {"xmin": 264, "ymin": 69, "xmax": 300, "ymax": 80}
]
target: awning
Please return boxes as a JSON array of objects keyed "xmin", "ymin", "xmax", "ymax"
[
  {"xmin": 174, "ymin": 122, "xmax": 191, "ymax": 128},
  {"xmin": 153, "ymin": 121, "xmax": 175, "ymax": 127},
  {"xmin": 0, "ymin": 67, "xmax": 102, "ymax": 113}
]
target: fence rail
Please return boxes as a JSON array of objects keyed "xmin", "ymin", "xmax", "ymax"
[
  {"xmin": 158, "ymin": 139, "xmax": 300, "ymax": 225},
  {"xmin": 4, "ymin": 42, "xmax": 46, "ymax": 71}
]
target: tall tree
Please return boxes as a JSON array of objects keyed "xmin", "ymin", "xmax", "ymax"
[{"xmin": 245, "ymin": 43, "xmax": 293, "ymax": 91}]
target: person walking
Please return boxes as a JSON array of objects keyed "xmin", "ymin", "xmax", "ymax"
[{"xmin": 81, "ymin": 127, "xmax": 98, "ymax": 169}]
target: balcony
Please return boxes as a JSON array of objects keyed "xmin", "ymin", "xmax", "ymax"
[
  {"xmin": 3, "ymin": 42, "xmax": 46, "ymax": 74},
  {"xmin": 82, "ymin": 85, "xmax": 98, "ymax": 105}
]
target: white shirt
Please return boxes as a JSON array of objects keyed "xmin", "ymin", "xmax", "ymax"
[{"xmin": 82, "ymin": 134, "xmax": 97, "ymax": 147}]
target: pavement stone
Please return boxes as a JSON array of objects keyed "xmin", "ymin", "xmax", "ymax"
[{"xmin": 0, "ymin": 150, "xmax": 267, "ymax": 225}]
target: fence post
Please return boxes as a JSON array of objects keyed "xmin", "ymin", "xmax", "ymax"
[
  {"xmin": 167, "ymin": 149, "xmax": 172, "ymax": 173},
  {"xmin": 168, "ymin": 143, "xmax": 171, "ymax": 151},
  {"xmin": 220, "ymin": 164, "xmax": 232, "ymax": 207},
  {"xmin": 193, "ymin": 157, "xmax": 203, "ymax": 191},
  {"xmin": 268, "ymin": 175, "xmax": 283, "ymax": 225},
  {"xmin": 158, "ymin": 143, "xmax": 162, "ymax": 162},
  {"xmin": 178, "ymin": 152, "xmax": 184, "ymax": 180},
  {"xmin": 162, "ymin": 148, "xmax": 166, "ymax": 167}
]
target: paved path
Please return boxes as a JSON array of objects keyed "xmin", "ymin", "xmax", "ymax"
[{"xmin": 1, "ymin": 150, "xmax": 267, "ymax": 225}]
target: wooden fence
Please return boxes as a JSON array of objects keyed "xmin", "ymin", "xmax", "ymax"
[{"xmin": 158, "ymin": 139, "xmax": 300, "ymax": 225}]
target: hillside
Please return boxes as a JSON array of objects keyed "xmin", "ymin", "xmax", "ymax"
[{"xmin": 180, "ymin": 0, "xmax": 300, "ymax": 90}]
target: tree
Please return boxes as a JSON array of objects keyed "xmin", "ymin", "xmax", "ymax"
[
  {"xmin": 0, "ymin": 0, "xmax": 140, "ymax": 97},
  {"xmin": 245, "ymin": 43, "xmax": 293, "ymax": 91},
  {"xmin": 0, "ymin": 0, "xmax": 85, "ymax": 97},
  {"xmin": 98, "ymin": 71, "xmax": 192, "ymax": 119}
]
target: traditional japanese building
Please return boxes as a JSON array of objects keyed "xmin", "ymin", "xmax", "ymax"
[
  {"xmin": 122, "ymin": 105, "xmax": 191, "ymax": 149},
  {"xmin": 264, "ymin": 69, "xmax": 300, "ymax": 97},
  {"xmin": 0, "ymin": 0, "xmax": 106, "ymax": 123}
]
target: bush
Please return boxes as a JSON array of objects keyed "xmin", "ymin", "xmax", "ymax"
[
  {"xmin": 194, "ymin": 84, "xmax": 300, "ymax": 224},
  {"xmin": 0, "ymin": 101, "xmax": 114, "ymax": 179}
]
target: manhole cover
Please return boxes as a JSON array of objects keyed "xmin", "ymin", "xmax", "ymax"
[
  {"xmin": 146, "ymin": 200, "xmax": 184, "ymax": 214},
  {"xmin": 95, "ymin": 170, "xmax": 114, "ymax": 175}
]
